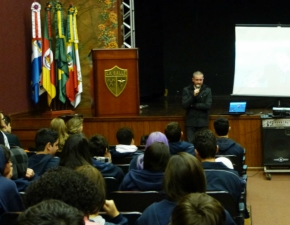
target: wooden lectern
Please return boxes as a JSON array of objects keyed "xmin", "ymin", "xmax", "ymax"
[{"xmin": 90, "ymin": 48, "xmax": 140, "ymax": 117}]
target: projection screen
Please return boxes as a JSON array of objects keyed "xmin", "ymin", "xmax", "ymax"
[{"xmin": 233, "ymin": 26, "xmax": 290, "ymax": 97}]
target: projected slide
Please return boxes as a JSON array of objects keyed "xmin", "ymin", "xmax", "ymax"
[{"xmin": 233, "ymin": 26, "xmax": 290, "ymax": 97}]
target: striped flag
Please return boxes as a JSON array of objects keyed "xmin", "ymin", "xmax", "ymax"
[
  {"xmin": 31, "ymin": 2, "xmax": 42, "ymax": 104},
  {"xmin": 66, "ymin": 5, "xmax": 83, "ymax": 108},
  {"xmin": 55, "ymin": 2, "xmax": 68, "ymax": 104},
  {"xmin": 42, "ymin": 2, "xmax": 56, "ymax": 106}
]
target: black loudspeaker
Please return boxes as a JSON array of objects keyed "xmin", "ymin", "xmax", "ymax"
[{"xmin": 262, "ymin": 128, "xmax": 290, "ymax": 166}]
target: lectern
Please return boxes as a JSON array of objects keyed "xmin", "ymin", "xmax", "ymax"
[{"xmin": 90, "ymin": 48, "xmax": 140, "ymax": 117}]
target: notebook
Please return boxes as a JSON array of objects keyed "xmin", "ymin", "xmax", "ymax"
[{"xmin": 227, "ymin": 101, "xmax": 247, "ymax": 115}]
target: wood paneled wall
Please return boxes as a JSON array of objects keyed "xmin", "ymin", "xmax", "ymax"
[{"xmin": 11, "ymin": 115, "xmax": 262, "ymax": 167}]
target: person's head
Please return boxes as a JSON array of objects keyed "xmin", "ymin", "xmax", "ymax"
[
  {"xmin": 76, "ymin": 165, "xmax": 106, "ymax": 203},
  {"xmin": 116, "ymin": 127, "xmax": 134, "ymax": 145},
  {"xmin": 143, "ymin": 142, "xmax": 170, "ymax": 172},
  {"xmin": 163, "ymin": 152, "xmax": 206, "ymax": 202},
  {"xmin": 51, "ymin": 118, "xmax": 68, "ymax": 137},
  {"xmin": 214, "ymin": 117, "xmax": 230, "ymax": 136},
  {"xmin": 0, "ymin": 144, "xmax": 13, "ymax": 178},
  {"xmin": 23, "ymin": 167, "xmax": 103, "ymax": 216},
  {"xmin": 89, "ymin": 134, "xmax": 109, "ymax": 157},
  {"xmin": 34, "ymin": 128, "xmax": 59, "ymax": 155},
  {"xmin": 0, "ymin": 111, "xmax": 6, "ymax": 130},
  {"xmin": 18, "ymin": 199, "xmax": 85, "ymax": 225},
  {"xmin": 170, "ymin": 193, "xmax": 226, "ymax": 225},
  {"xmin": 194, "ymin": 129, "xmax": 217, "ymax": 160},
  {"xmin": 192, "ymin": 71, "xmax": 204, "ymax": 87},
  {"xmin": 3, "ymin": 115, "xmax": 11, "ymax": 133},
  {"xmin": 165, "ymin": 122, "xmax": 182, "ymax": 142},
  {"xmin": 145, "ymin": 131, "xmax": 169, "ymax": 148},
  {"xmin": 66, "ymin": 117, "xmax": 83, "ymax": 134},
  {"xmin": 59, "ymin": 133, "xmax": 92, "ymax": 169}
]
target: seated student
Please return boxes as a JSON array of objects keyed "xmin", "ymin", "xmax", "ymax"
[
  {"xmin": 66, "ymin": 116, "xmax": 84, "ymax": 135},
  {"xmin": 170, "ymin": 193, "xmax": 226, "ymax": 225},
  {"xmin": 0, "ymin": 145, "xmax": 24, "ymax": 215},
  {"xmin": 50, "ymin": 117, "xmax": 69, "ymax": 152},
  {"xmin": 28, "ymin": 128, "xmax": 60, "ymax": 176},
  {"xmin": 89, "ymin": 134, "xmax": 124, "ymax": 184},
  {"xmin": 135, "ymin": 152, "xmax": 235, "ymax": 225},
  {"xmin": 194, "ymin": 129, "xmax": 245, "ymax": 205},
  {"xmin": 214, "ymin": 117, "xmax": 245, "ymax": 165},
  {"xmin": 110, "ymin": 127, "xmax": 142, "ymax": 159},
  {"xmin": 23, "ymin": 166, "xmax": 128, "ymax": 225},
  {"xmin": 129, "ymin": 131, "xmax": 169, "ymax": 170},
  {"xmin": 59, "ymin": 133, "xmax": 93, "ymax": 169},
  {"xmin": 76, "ymin": 165, "xmax": 127, "ymax": 225},
  {"xmin": 1, "ymin": 115, "xmax": 21, "ymax": 147},
  {"xmin": 18, "ymin": 199, "xmax": 85, "ymax": 225},
  {"xmin": 119, "ymin": 142, "xmax": 170, "ymax": 191},
  {"xmin": 164, "ymin": 122, "xmax": 195, "ymax": 155}
]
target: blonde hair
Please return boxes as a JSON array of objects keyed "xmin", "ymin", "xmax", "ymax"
[
  {"xmin": 66, "ymin": 117, "xmax": 83, "ymax": 135},
  {"xmin": 50, "ymin": 118, "xmax": 69, "ymax": 151}
]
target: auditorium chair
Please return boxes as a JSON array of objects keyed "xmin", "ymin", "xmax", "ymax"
[
  {"xmin": 107, "ymin": 191, "xmax": 166, "ymax": 212},
  {"xmin": 104, "ymin": 177, "xmax": 120, "ymax": 195},
  {"xmin": 207, "ymin": 191, "xmax": 246, "ymax": 225},
  {"xmin": 115, "ymin": 164, "xmax": 130, "ymax": 174}
]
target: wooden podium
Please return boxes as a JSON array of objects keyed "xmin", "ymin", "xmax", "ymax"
[{"xmin": 90, "ymin": 48, "xmax": 140, "ymax": 117}]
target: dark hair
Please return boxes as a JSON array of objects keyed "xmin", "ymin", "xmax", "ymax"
[
  {"xmin": 163, "ymin": 152, "xmax": 206, "ymax": 202},
  {"xmin": 170, "ymin": 193, "xmax": 226, "ymax": 225},
  {"xmin": 193, "ymin": 129, "xmax": 217, "ymax": 159},
  {"xmin": 35, "ymin": 128, "xmax": 59, "ymax": 152},
  {"xmin": 3, "ymin": 115, "xmax": 11, "ymax": 127},
  {"xmin": 143, "ymin": 142, "xmax": 170, "ymax": 172},
  {"xmin": 23, "ymin": 167, "xmax": 103, "ymax": 216},
  {"xmin": 165, "ymin": 122, "xmax": 182, "ymax": 142},
  {"xmin": 18, "ymin": 199, "xmax": 85, "ymax": 225},
  {"xmin": 89, "ymin": 134, "xmax": 109, "ymax": 157},
  {"xmin": 214, "ymin": 117, "xmax": 229, "ymax": 136},
  {"xmin": 116, "ymin": 127, "xmax": 134, "ymax": 145},
  {"xmin": 59, "ymin": 133, "xmax": 92, "ymax": 169}
]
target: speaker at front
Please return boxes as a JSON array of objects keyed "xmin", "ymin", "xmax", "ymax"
[{"xmin": 262, "ymin": 128, "xmax": 290, "ymax": 166}]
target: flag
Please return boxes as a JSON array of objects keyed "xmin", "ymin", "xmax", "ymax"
[
  {"xmin": 55, "ymin": 2, "xmax": 68, "ymax": 103},
  {"xmin": 65, "ymin": 5, "xmax": 78, "ymax": 106},
  {"xmin": 42, "ymin": 2, "xmax": 56, "ymax": 106},
  {"xmin": 31, "ymin": 2, "xmax": 42, "ymax": 104},
  {"xmin": 66, "ymin": 5, "xmax": 83, "ymax": 108}
]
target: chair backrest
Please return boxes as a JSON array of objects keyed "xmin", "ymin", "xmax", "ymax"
[
  {"xmin": 104, "ymin": 177, "xmax": 120, "ymax": 195},
  {"xmin": 107, "ymin": 191, "xmax": 166, "ymax": 212},
  {"xmin": 115, "ymin": 164, "xmax": 130, "ymax": 174},
  {"xmin": 216, "ymin": 154, "xmax": 244, "ymax": 176},
  {"xmin": 100, "ymin": 211, "xmax": 142, "ymax": 225},
  {"xmin": 0, "ymin": 212, "xmax": 21, "ymax": 225},
  {"xmin": 112, "ymin": 156, "xmax": 134, "ymax": 164}
]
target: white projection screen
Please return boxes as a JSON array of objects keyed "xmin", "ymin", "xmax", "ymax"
[{"xmin": 233, "ymin": 26, "xmax": 290, "ymax": 97}]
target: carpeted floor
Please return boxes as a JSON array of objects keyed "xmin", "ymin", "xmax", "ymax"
[{"xmin": 246, "ymin": 170, "xmax": 290, "ymax": 225}]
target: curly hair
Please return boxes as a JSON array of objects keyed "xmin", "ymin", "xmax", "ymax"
[
  {"xmin": 66, "ymin": 117, "xmax": 83, "ymax": 135},
  {"xmin": 23, "ymin": 167, "xmax": 103, "ymax": 216}
]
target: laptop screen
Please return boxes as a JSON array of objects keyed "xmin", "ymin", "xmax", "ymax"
[{"xmin": 228, "ymin": 102, "xmax": 247, "ymax": 114}]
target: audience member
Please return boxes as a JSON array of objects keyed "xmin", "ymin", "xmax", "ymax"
[
  {"xmin": 119, "ymin": 142, "xmax": 170, "ymax": 191},
  {"xmin": 110, "ymin": 127, "xmax": 142, "ymax": 159},
  {"xmin": 89, "ymin": 134, "xmax": 124, "ymax": 184},
  {"xmin": 66, "ymin": 116, "xmax": 83, "ymax": 135},
  {"xmin": 214, "ymin": 117, "xmax": 245, "ymax": 165},
  {"xmin": 23, "ymin": 166, "xmax": 128, "ymax": 225},
  {"xmin": 0, "ymin": 145, "xmax": 24, "ymax": 215},
  {"xmin": 59, "ymin": 133, "xmax": 93, "ymax": 169},
  {"xmin": 129, "ymin": 131, "xmax": 169, "ymax": 170},
  {"xmin": 164, "ymin": 122, "xmax": 194, "ymax": 155},
  {"xmin": 1, "ymin": 114, "xmax": 21, "ymax": 147},
  {"xmin": 170, "ymin": 193, "xmax": 226, "ymax": 225},
  {"xmin": 28, "ymin": 128, "xmax": 59, "ymax": 176},
  {"xmin": 18, "ymin": 199, "xmax": 85, "ymax": 225},
  {"xmin": 76, "ymin": 165, "xmax": 128, "ymax": 225},
  {"xmin": 135, "ymin": 152, "xmax": 235, "ymax": 225},
  {"xmin": 194, "ymin": 129, "xmax": 245, "ymax": 204},
  {"xmin": 50, "ymin": 117, "xmax": 69, "ymax": 152}
]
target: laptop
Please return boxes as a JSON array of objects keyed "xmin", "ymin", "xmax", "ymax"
[{"xmin": 228, "ymin": 102, "xmax": 247, "ymax": 115}]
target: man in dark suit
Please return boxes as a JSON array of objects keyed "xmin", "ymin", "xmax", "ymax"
[{"xmin": 1, "ymin": 114, "xmax": 21, "ymax": 147}]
